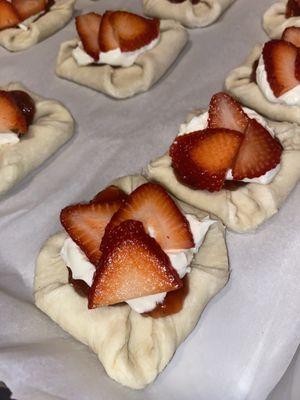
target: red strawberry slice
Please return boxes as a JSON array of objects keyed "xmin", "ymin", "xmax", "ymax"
[
  {"xmin": 98, "ymin": 11, "xmax": 119, "ymax": 52},
  {"xmin": 0, "ymin": 91, "xmax": 27, "ymax": 134},
  {"xmin": 285, "ymin": 0, "xmax": 300, "ymax": 18},
  {"xmin": 75, "ymin": 13, "xmax": 102, "ymax": 61},
  {"xmin": 170, "ymin": 128, "xmax": 243, "ymax": 192},
  {"xmin": 208, "ymin": 92, "xmax": 249, "ymax": 133},
  {"xmin": 232, "ymin": 119, "xmax": 282, "ymax": 180},
  {"xmin": 263, "ymin": 40, "xmax": 300, "ymax": 97},
  {"xmin": 103, "ymin": 182, "xmax": 194, "ymax": 251},
  {"xmin": 60, "ymin": 200, "xmax": 122, "ymax": 266},
  {"xmin": 91, "ymin": 185, "xmax": 128, "ymax": 204},
  {"xmin": 99, "ymin": 11, "xmax": 160, "ymax": 53},
  {"xmin": 282, "ymin": 26, "xmax": 300, "ymax": 47},
  {"xmin": 88, "ymin": 220, "xmax": 182, "ymax": 309},
  {"xmin": 0, "ymin": 0, "xmax": 20, "ymax": 30},
  {"xmin": 12, "ymin": 0, "xmax": 47, "ymax": 22}
]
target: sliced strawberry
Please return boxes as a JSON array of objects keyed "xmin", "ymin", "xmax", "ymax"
[
  {"xmin": 208, "ymin": 92, "xmax": 249, "ymax": 133},
  {"xmin": 263, "ymin": 40, "xmax": 300, "ymax": 97},
  {"xmin": 11, "ymin": 0, "xmax": 47, "ymax": 22},
  {"xmin": 103, "ymin": 182, "xmax": 194, "ymax": 251},
  {"xmin": 99, "ymin": 11, "xmax": 160, "ymax": 53},
  {"xmin": 60, "ymin": 201, "xmax": 122, "ymax": 266},
  {"xmin": 75, "ymin": 13, "xmax": 102, "ymax": 61},
  {"xmin": 285, "ymin": 0, "xmax": 300, "ymax": 18},
  {"xmin": 0, "ymin": 0, "xmax": 20, "ymax": 30},
  {"xmin": 98, "ymin": 11, "xmax": 119, "ymax": 52},
  {"xmin": 170, "ymin": 128, "xmax": 243, "ymax": 192},
  {"xmin": 88, "ymin": 220, "xmax": 182, "ymax": 309},
  {"xmin": 250, "ymin": 59, "xmax": 259, "ymax": 83},
  {"xmin": 91, "ymin": 185, "xmax": 128, "ymax": 204},
  {"xmin": 232, "ymin": 119, "xmax": 282, "ymax": 180},
  {"xmin": 8, "ymin": 90, "xmax": 35, "ymax": 126},
  {"xmin": 0, "ymin": 91, "xmax": 27, "ymax": 134},
  {"xmin": 282, "ymin": 26, "xmax": 300, "ymax": 47}
]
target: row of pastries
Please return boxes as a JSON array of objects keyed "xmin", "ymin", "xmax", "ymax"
[{"xmin": 0, "ymin": 0, "xmax": 299, "ymax": 391}]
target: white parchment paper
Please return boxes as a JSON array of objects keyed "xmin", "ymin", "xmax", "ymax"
[{"xmin": 0, "ymin": 1, "xmax": 299, "ymax": 399}]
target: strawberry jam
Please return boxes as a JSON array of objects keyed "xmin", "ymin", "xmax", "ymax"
[
  {"xmin": 68, "ymin": 268, "xmax": 90, "ymax": 298},
  {"xmin": 9, "ymin": 90, "xmax": 35, "ymax": 126},
  {"xmin": 144, "ymin": 276, "xmax": 189, "ymax": 318},
  {"xmin": 68, "ymin": 267, "xmax": 189, "ymax": 317}
]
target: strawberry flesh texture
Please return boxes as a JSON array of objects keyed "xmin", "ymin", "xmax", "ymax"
[
  {"xmin": 89, "ymin": 220, "xmax": 182, "ymax": 309},
  {"xmin": 103, "ymin": 182, "xmax": 194, "ymax": 251},
  {"xmin": 208, "ymin": 92, "xmax": 249, "ymax": 133},
  {"xmin": 99, "ymin": 11, "xmax": 159, "ymax": 53},
  {"xmin": 263, "ymin": 40, "xmax": 300, "ymax": 97},
  {"xmin": 232, "ymin": 119, "xmax": 282, "ymax": 180},
  {"xmin": 0, "ymin": 90, "xmax": 27, "ymax": 134},
  {"xmin": 91, "ymin": 185, "xmax": 128, "ymax": 204},
  {"xmin": 12, "ymin": 0, "xmax": 47, "ymax": 22},
  {"xmin": 60, "ymin": 201, "xmax": 122, "ymax": 266},
  {"xmin": 76, "ymin": 13, "xmax": 102, "ymax": 61},
  {"xmin": 170, "ymin": 128, "xmax": 244, "ymax": 192},
  {"xmin": 282, "ymin": 26, "xmax": 300, "ymax": 47},
  {"xmin": 285, "ymin": 0, "xmax": 300, "ymax": 18},
  {"xmin": 0, "ymin": 0, "xmax": 20, "ymax": 30}
]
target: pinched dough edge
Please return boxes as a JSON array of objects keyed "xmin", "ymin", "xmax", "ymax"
[
  {"xmin": 0, "ymin": 82, "xmax": 74, "ymax": 197},
  {"xmin": 34, "ymin": 175, "xmax": 229, "ymax": 389},
  {"xmin": 143, "ymin": 0, "xmax": 235, "ymax": 28},
  {"xmin": 56, "ymin": 20, "xmax": 188, "ymax": 99},
  {"xmin": 0, "ymin": 0, "xmax": 75, "ymax": 52}
]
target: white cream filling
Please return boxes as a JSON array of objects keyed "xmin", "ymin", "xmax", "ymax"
[
  {"xmin": 72, "ymin": 36, "xmax": 160, "ymax": 68},
  {"xmin": 256, "ymin": 52, "xmax": 300, "ymax": 106},
  {"xmin": 0, "ymin": 132, "xmax": 20, "ymax": 146},
  {"xmin": 18, "ymin": 11, "xmax": 44, "ymax": 31},
  {"xmin": 178, "ymin": 107, "xmax": 280, "ymax": 185},
  {"xmin": 61, "ymin": 214, "xmax": 215, "ymax": 314}
]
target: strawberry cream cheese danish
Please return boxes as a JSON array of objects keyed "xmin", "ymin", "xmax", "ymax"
[
  {"xmin": 56, "ymin": 11, "xmax": 188, "ymax": 99},
  {"xmin": 0, "ymin": 0, "xmax": 75, "ymax": 52},
  {"xmin": 0, "ymin": 82, "xmax": 74, "ymax": 197},
  {"xmin": 263, "ymin": 0, "xmax": 300, "ymax": 39},
  {"xmin": 226, "ymin": 28, "xmax": 300, "ymax": 124},
  {"xmin": 35, "ymin": 175, "xmax": 228, "ymax": 389},
  {"xmin": 143, "ymin": 0, "xmax": 235, "ymax": 29},
  {"xmin": 147, "ymin": 93, "xmax": 300, "ymax": 232}
]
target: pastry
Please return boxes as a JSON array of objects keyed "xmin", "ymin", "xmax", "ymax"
[
  {"xmin": 263, "ymin": 0, "xmax": 300, "ymax": 39},
  {"xmin": 56, "ymin": 11, "xmax": 188, "ymax": 99},
  {"xmin": 225, "ymin": 29, "xmax": 300, "ymax": 124},
  {"xmin": 143, "ymin": 0, "xmax": 235, "ymax": 29},
  {"xmin": 0, "ymin": 0, "xmax": 75, "ymax": 52},
  {"xmin": 0, "ymin": 82, "xmax": 74, "ymax": 197},
  {"xmin": 147, "ymin": 93, "xmax": 300, "ymax": 232},
  {"xmin": 35, "ymin": 175, "xmax": 228, "ymax": 389}
]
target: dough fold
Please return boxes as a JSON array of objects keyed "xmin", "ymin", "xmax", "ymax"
[
  {"xmin": 225, "ymin": 45, "xmax": 300, "ymax": 125},
  {"xmin": 0, "ymin": 82, "xmax": 75, "ymax": 197},
  {"xmin": 143, "ymin": 0, "xmax": 235, "ymax": 28},
  {"xmin": 263, "ymin": 0, "xmax": 300, "ymax": 39},
  {"xmin": 146, "ymin": 113, "xmax": 300, "ymax": 232},
  {"xmin": 35, "ymin": 175, "xmax": 229, "ymax": 389},
  {"xmin": 56, "ymin": 20, "xmax": 188, "ymax": 99},
  {"xmin": 0, "ymin": 0, "xmax": 75, "ymax": 52}
]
